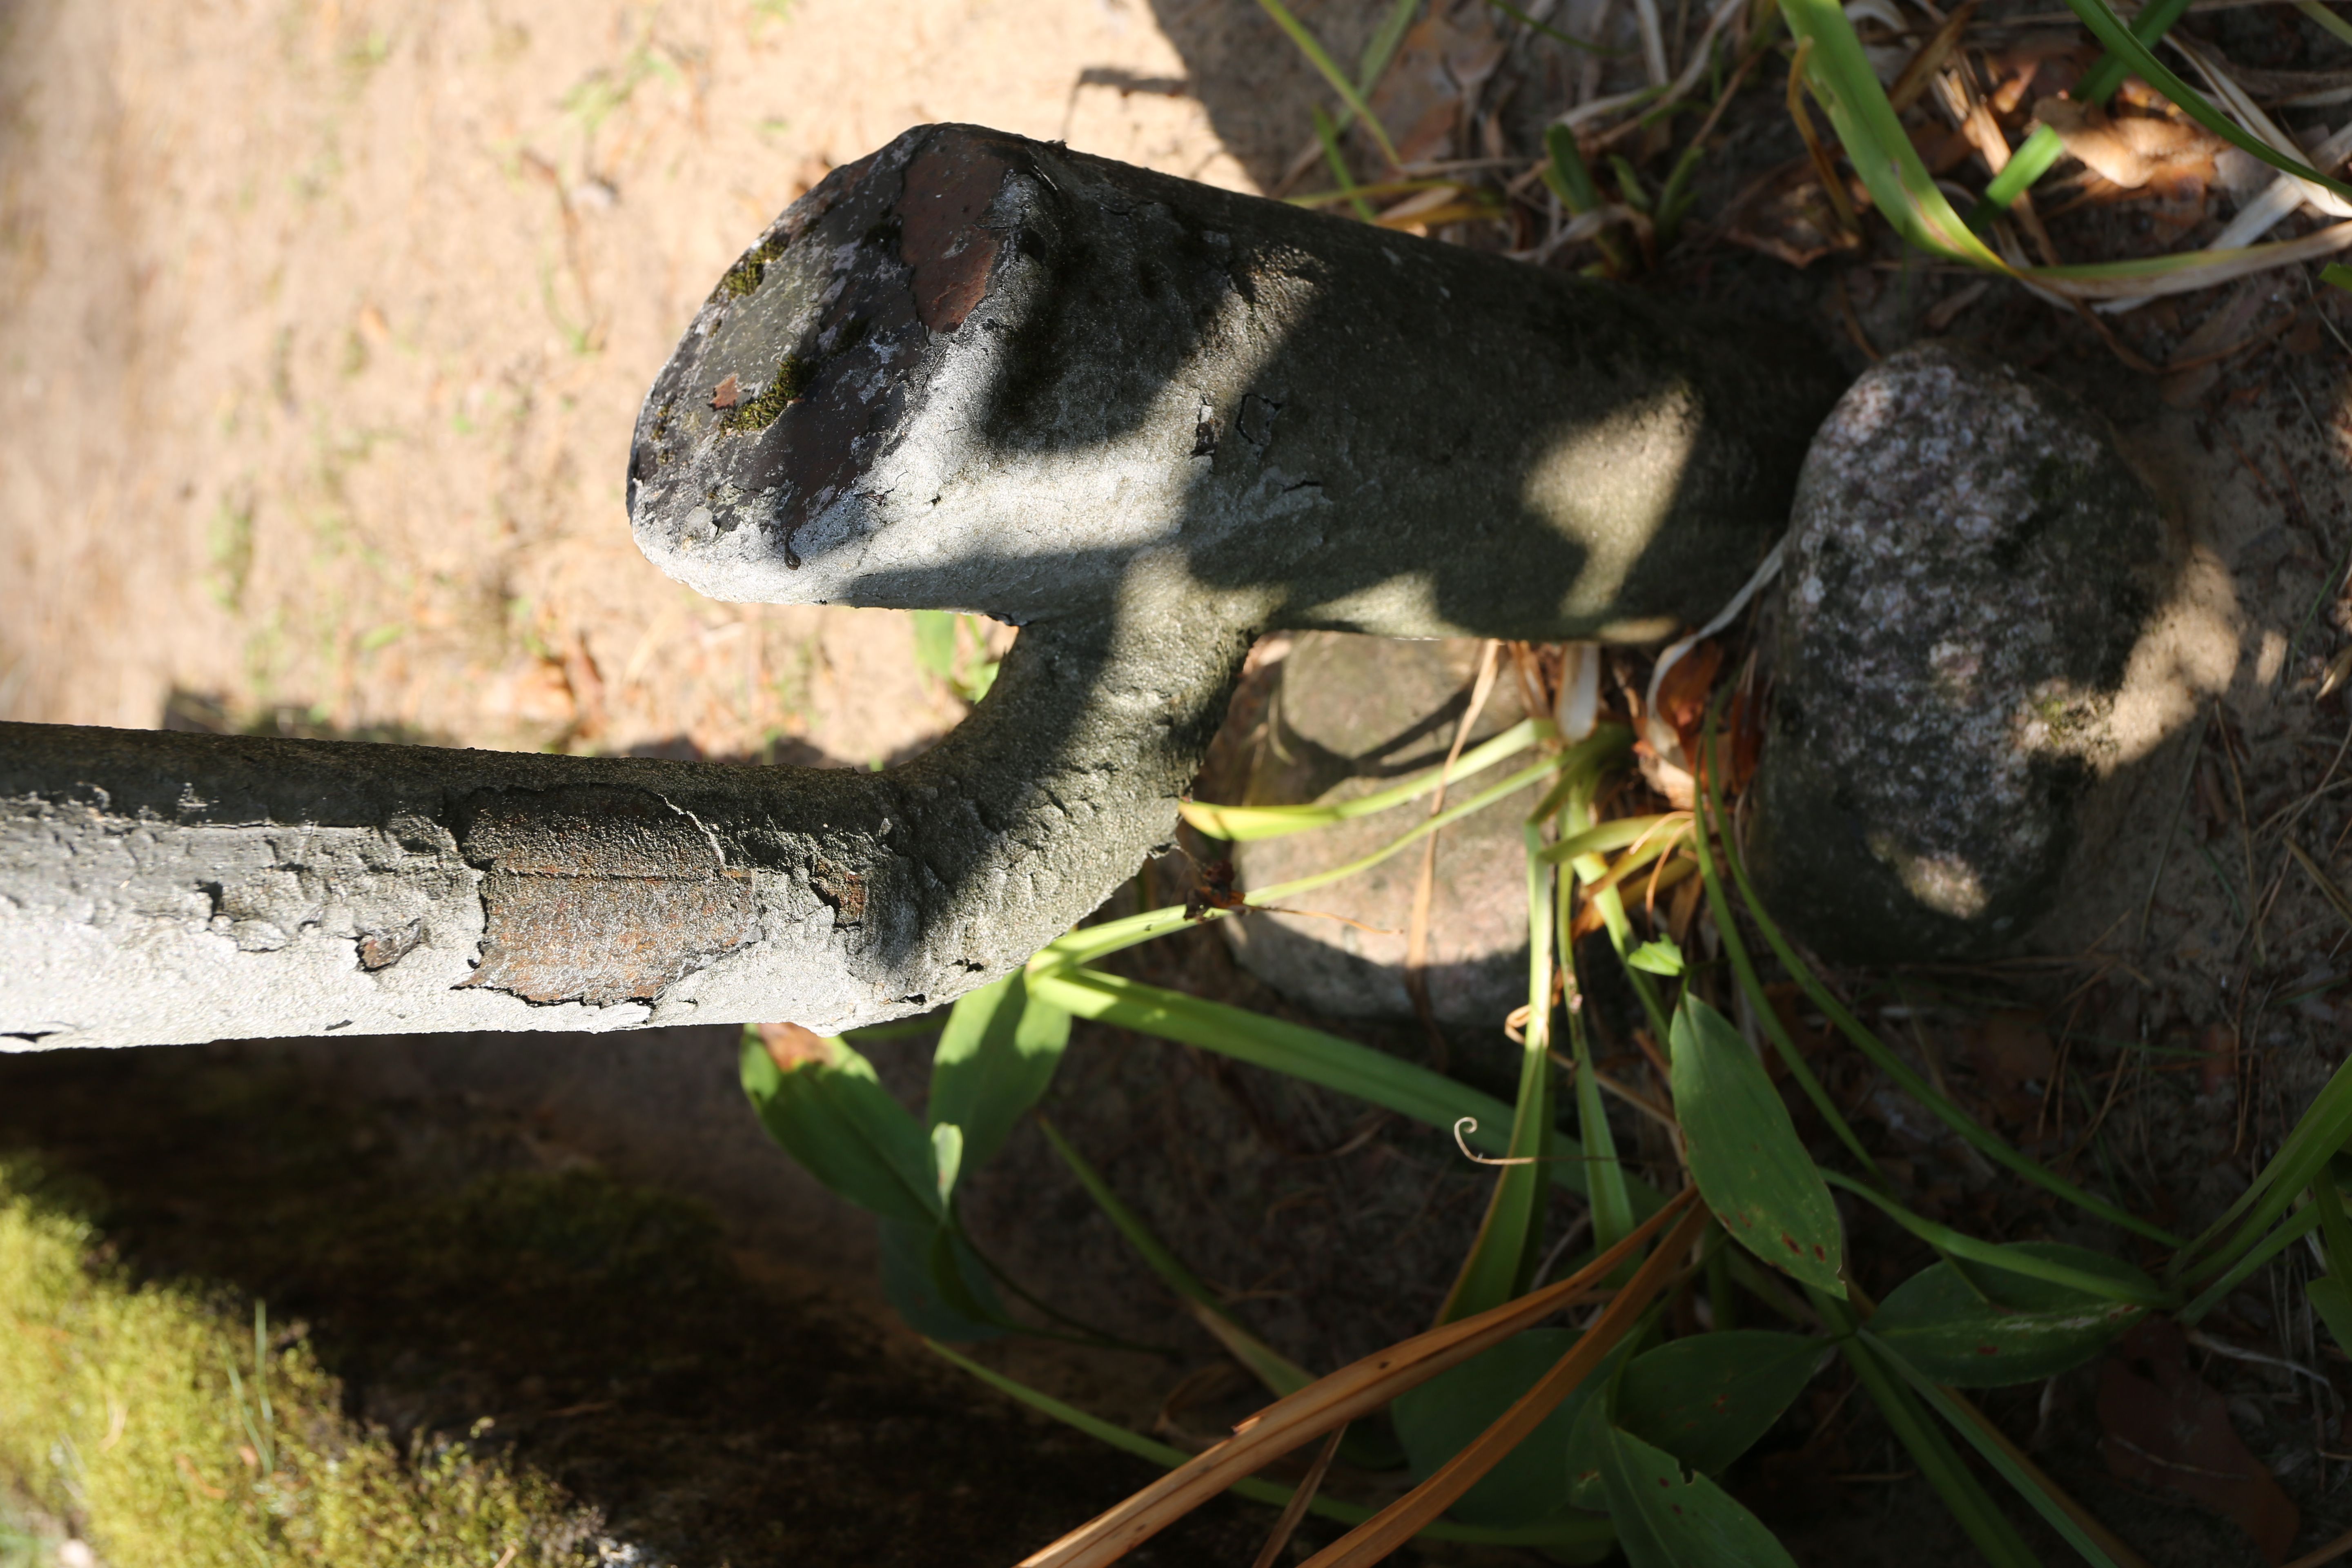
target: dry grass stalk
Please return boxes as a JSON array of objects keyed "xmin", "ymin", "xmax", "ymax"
[
  {"xmin": 1018, "ymin": 1188, "xmax": 1700, "ymax": 1568},
  {"xmin": 1296, "ymin": 1201, "xmax": 1715, "ymax": 1566}
]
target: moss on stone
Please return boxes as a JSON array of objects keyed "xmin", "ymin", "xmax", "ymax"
[
  {"xmin": 715, "ymin": 234, "xmax": 788, "ymax": 302},
  {"xmin": 719, "ymin": 356, "xmax": 809, "ymax": 434},
  {"xmin": 0, "ymin": 1159, "xmax": 597, "ymax": 1568}
]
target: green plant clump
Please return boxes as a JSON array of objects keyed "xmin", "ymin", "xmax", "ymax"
[{"xmin": 0, "ymin": 1162, "xmax": 593, "ymax": 1568}]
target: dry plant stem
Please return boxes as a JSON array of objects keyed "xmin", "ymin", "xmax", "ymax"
[
  {"xmin": 1018, "ymin": 1189, "xmax": 1699, "ymax": 1568},
  {"xmin": 1297, "ymin": 1201, "xmax": 1714, "ymax": 1568},
  {"xmin": 1249, "ymin": 1427, "xmax": 1345, "ymax": 1568}
]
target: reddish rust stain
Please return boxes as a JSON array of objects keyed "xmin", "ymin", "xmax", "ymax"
[
  {"xmin": 898, "ymin": 135, "xmax": 1013, "ymax": 333},
  {"xmin": 1782, "ymin": 1233, "xmax": 1802, "ymax": 1254},
  {"xmin": 1812, "ymin": 1243, "xmax": 1828, "ymax": 1261},
  {"xmin": 455, "ymin": 787, "xmax": 760, "ymax": 1007},
  {"xmin": 710, "ymin": 374, "xmax": 742, "ymax": 409},
  {"xmin": 1976, "ymin": 1344, "xmax": 2000, "ymax": 1356}
]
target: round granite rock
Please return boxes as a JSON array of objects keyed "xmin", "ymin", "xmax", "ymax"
[{"xmin": 1746, "ymin": 344, "xmax": 2165, "ymax": 964}]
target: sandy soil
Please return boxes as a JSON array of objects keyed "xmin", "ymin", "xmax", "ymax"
[{"xmin": 0, "ymin": 0, "xmax": 1280, "ymax": 760}]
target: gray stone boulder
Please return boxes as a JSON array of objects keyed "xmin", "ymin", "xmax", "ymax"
[
  {"xmin": 1746, "ymin": 344, "xmax": 2166, "ymax": 963},
  {"xmin": 1207, "ymin": 633, "xmax": 1536, "ymax": 1027}
]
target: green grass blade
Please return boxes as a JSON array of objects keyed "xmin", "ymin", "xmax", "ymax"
[
  {"xmin": 1976, "ymin": 0, "xmax": 2192, "ymax": 206},
  {"xmin": 1054, "ymin": 749, "xmax": 1563, "ymax": 976},
  {"xmin": 1971, "ymin": 0, "xmax": 2193, "ymax": 221},
  {"xmin": 2176, "ymin": 1054, "xmax": 2352, "ymax": 1282},
  {"xmin": 1813, "ymin": 1291, "xmax": 2042, "ymax": 1568},
  {"xmin": 1821, "ymin": 1173, "xmax": 2174, "ymax": 1307},
  {"xmin": 2050, "ymin": 0, "xmax": 2352, "ymax": 202},
  {"xmin": 1182, "ymin": 718, "xmax": 1549, "ymax": 842},
  {"xmin": 1256, "ymin": 0, "xmax": 1404, "ymax": 168},
  {"xmin": 1245, "ymin": 750, "xmax": 1563, "ymax": 905},
  {"xmin": 1359, "ymin": 0, "xmax": 1423, "ymax": 94},
  {"xmin": 1973, "ymin": 127, "xmax": 2066, "ymax": 221},
  {"xmin": 1028, "ymin": 967, "xmax": 1672, "ymax": 1212},
  {"xmin": 1440, "ymin": 829, "xmax": 1563, "ymax": 1321},
  {"xmin": 922, "ymin": 1339, "xmax": 1619, "ymax": 1548},
  {"xmin": 1777, "ymin": 0, "xmax": 2007, "ymax": 265},
  {"xmin": 1693, "ymin": 746, "xmax": 1882, "ymax": 1180},
  {"xmin": 1038, "ymin": 1118, "xmax": 1315, "ymax": 1396},
  {"xmin": 1314, "ymin": 104, "xmax": 1378, "ymax": 221},
  {"xmin": 1861, "ymin": 1332, "xmax": 2122, "ymax": 1568},
  {"xmin": 1537, "ymin": 813, "xmax": 1683, "ymax": 865},
  {"xmin": 1486, "ymin": 0, "xmax": 1624, "ymax": 52},
  {"xmin": 2181, "ymin": 1204, "xmax": 2321, "ymax": 1323},
  {"xmin": 2316, "ymin": 1172, "xmax": 2352, "ymax": 1274},
  {"xmin": 1708, "ymin": 750, "xmax": 2179, "ymax": 1246}
]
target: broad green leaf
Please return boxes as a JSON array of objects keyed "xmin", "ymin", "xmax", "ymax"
[
  {"xmin": 739, "ymin": 1028, "xmax": 940, "ymax": 1227},
  {"xmin": 2325, "ymin": 262, "xmax": 2352, "ymax": 294},
  {"xmin": 1394, "ymin": 1330, "xmax": 1623, "ymax": 1528},
  {"xmin": 880, "ymin": 1216, "xmax": 1004, "ymax": 1341},
  {"xmin": 927, "ymin": 972, "xmax": 1070, "ymax": 1172},
  {"xmin": 1615, "ymin": 1331, "xmax": 1827, "ymax": 1474},
  {"xmin": 1873, "ymin": 1244, "xmax": 2151, "ymax": 1386},
  {"xmin": 1669, "ymin": 998, "xmax": 1845, "ymax": 1296},
  {"xmin": 1595, "ymin": 1421, "xmax": 1801, "ymax": 1568}
]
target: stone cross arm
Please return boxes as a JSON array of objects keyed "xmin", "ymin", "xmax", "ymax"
[{"xmin": 0, "ymin": 123, "xmax": 1841, "ymax": 1051}]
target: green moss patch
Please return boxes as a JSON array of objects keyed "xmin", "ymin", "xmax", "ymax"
[
  {"xmin": 0, "ymin": 1160, "xmax": 596, "ymax": 1568},
  {"xmin": 720, "ymin": 356, "xmax": 811, "ymax": 433}
]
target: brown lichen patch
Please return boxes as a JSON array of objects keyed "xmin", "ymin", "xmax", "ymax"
[
  {"xmin": 898, "ymin": 136, "xmax": 1012, "ymax": 333},
  {"xmin": 455, "ymin": 787, "xmax": 758, "ymax": 1006}
]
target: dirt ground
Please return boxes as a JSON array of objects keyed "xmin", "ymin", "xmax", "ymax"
[
  {"xmin": 0, "ymin": 0, "xmax": 1277, "ymax": 758},
  {"xmin": 10, "ymin": 0, "xmax": 2352, "ymax": 1565}
]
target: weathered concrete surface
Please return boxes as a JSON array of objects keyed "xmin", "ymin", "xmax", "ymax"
[
  {"xmin": 628, "ymin": 123, "xmax": 1843, "ymax": 638},
  {"xmin": 1745, "ymin": 345, "xmax": 2167, "ymax": 964},
  {"xmin": 1212, "ymin": 634, "xmax": 1535, "ymax": 1027},
  {"xmin": 2, "ymin": 122, "xmax": 1843, "ymax": 1051},
  {"xmin": 0, "ymin": 606, "xmax": 1243, "ymax": 1049}
]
